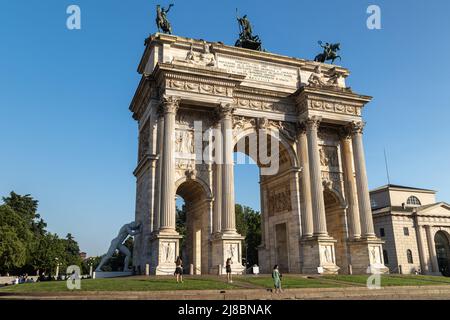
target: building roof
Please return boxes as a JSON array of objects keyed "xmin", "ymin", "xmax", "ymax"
[
  {"xmin": 370, "ymin": 184, "xmax": 436, "ymax": 194},
  {"xmin": 372, "ymin": 202, "xmax": 450, "ymax": 217}
]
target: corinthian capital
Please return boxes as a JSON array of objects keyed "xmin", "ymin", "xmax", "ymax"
[
  {"xmin": 296, "ymin": 121, "xmax": 307, "ymax": 136},
  {"xmin": 305, "ymin": 115, "xmax": 322, "ymax": 131},
  {"xmin": 161, "ymin": 95, "xmax": 181, "ymax": 114},
  {"xmin": 350, "ymin": 121, "xmax": 365, "ymax": 135},
  {"xmin": 339, "ymin": 126, "xmax": 352, "ymax": 140},
  {"xmin": 217, "ymin": 103, "xmax": 235, "ymax": 119}
]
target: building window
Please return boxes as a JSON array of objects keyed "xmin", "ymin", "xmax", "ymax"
[
  {"xmin": 383, "ymin": 250, "xmax": 389, "ymax": 264},
  {"xmin": 407, "ymin": 249, "xmax": 414, "ymax": 264},
  {"xmin": 380, "ymin": 228, "xmax": 385, "ymax": 237},
  {"xmin": 403, "ymin": 227, "xmax": 410, "ymax": 236},
  {"xmin": 406, "ymin": 196, "xmax": 421, "ymax": 206},
  {"xmin": 371, "ymin": 198, "xmax": 377, "ymax": 209}
]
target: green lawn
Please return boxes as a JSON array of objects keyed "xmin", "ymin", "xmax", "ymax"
[
  {"xmin": 2, "ymin": 275, "xmax": 450, "ymax": 293},
  {"xmin": 0, "ymin": 277, "xmax": 237, "ymax": 293},
  {"xmin": 323, "ymin": 274, "xmax": 450, "ymax": 286},
  {"xmin": 235, "ymin": 275, "xmax": 342, "ymax": 288}
]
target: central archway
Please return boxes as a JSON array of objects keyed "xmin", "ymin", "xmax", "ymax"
[
  {"xmin": 435, "ymin": 231, "xmax": 450, "ymax": 276},
  {"xmin": 233, "ymin": 126, "xmax": 300, "ymax": 273}
]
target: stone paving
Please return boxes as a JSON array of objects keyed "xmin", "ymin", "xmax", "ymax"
[{"xmin": 2, "ymin": 285, "xmax": 450, "ymax": 300}]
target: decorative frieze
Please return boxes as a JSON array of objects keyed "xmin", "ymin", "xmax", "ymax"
[
  {"xmin": 165, "ymin": 78, "xmax": 233, "ymax": 97},
  {"xmin": 297, "ymin": 95, "xmax": 363, "ymax": 117},
  {"xmin": 234, "ymin": 97, "xmax": 296, "ymax": 114}
]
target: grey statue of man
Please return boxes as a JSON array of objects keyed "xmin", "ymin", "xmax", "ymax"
[{"xmin": 96, "ymin": 221, "xmax": 142, "ymax": 272}]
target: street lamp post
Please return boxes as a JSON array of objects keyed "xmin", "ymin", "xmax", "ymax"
[
  {"xmin": 55, "ymin": 258, "xmax": 60, "ymax": 279},
  {"xmin": 89, "ymin": 258, "xmax": 93, "ymax": 277}
]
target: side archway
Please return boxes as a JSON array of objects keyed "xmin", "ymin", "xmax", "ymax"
[
  {"xmin": 175, "ymin": 178, "xmax": 212, "ymax": 275},
  {"xmin": 435, "ymin": 230, "xmax": 450, "ymax": 276}
]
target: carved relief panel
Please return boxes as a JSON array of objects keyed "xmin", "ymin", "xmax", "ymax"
[
  {"xmin": 138, "ymin": 121, "xmax": 150, "ymax": 162},
  {"xmin": 268, "ymin": 184, "xmax": 292, "ymax": 216},
  {"xmin": 224, "ymin": 242, "xmax": 241, "ymax": 264},
  {"xmin": 160, "ymin": 241, "xmax": 176, "ymax": 264}
]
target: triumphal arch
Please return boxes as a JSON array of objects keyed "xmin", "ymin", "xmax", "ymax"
[{"xmin": 130, "ymin": 33, "xmax": 388, "ymax": 275}]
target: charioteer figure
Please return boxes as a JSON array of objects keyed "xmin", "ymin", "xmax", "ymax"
[{"xmin": 235, "ymin": 10, "xmax": 262, "ymax": 51}]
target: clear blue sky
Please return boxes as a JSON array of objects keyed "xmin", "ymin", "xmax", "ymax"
[{"xmin": 1, "ymin": 1, "xmax": 450, "ymax": 256}]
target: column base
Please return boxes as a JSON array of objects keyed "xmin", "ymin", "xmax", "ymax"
[
  {"xmin": 347, "ymin": 238, "xmax": 390, "ymax": 274},
  {"xmin": 149, "ymin": 231, "xmax": 183, "ymax": 275},
  {"xmin": 210, "ymin": 232, "xmax": 245, "ymax": 275},
  {"xmin": 300, "ymin": 236, "xmax": 340, "ymax": 274},
  {"xmin": 257, "ymin": 244, "xmax": 271, "ymax": 274}
]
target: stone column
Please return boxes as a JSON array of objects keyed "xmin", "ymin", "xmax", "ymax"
[
  {"xmin": 297, "ymin": 123, "xmax": 313, "ymax": 238},
  {"xmin": 414, "ymin": 220, "xmax": 428, "ymax": 273},
  {"xmin": 220, "ymin": 103, "xmax": 236, "ymax": 234},
  {"xmin": 153, "ymin": 111, "xmax": 165, "ymax": 231},
  {"xmin": 259, "ymin": 178, "xmax": 266, "ymax": 246},
  {"xmin": 159, "ymin": 96, "xmax": 180, "ymax": 233},
  {"xmin": 212, "ymin": 121, "xmax": 222, "ymax": 234},
  {"xmin": 425, "ymin": 225, "xmax": 439, "ymax": 273},
  {"xmin": 305, "ymin": 116, "xmax": 328, "ymax": 237},
  {"xmin": 350, "ymin": 121, "xmax": 375, "ymax": 238},
  {"xmin": 340, "ymin": 129, "xmax": 361, "ymax": 239}
]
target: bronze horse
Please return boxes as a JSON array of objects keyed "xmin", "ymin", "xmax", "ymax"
[
  {"xmin": 314, "ymin": 42, "xmax": 342, "ymax": 64},
  {"xmin": 156, "ymin": 4, "xmax": 174, "ymax": 34}
]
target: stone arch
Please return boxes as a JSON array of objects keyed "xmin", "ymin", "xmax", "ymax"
[
  {"xmin": 435, "ymin": 230, "xmax": 450, "ymax": 276},
  {"xmin": 233, "ymin": 125, "xmax": 299, "ymax": 168},
  {"xmin": 323, "ymin": 181, "xmax": 347, "ymax": 209},
  {"xmin": 175, "ymin": 178, "xmax": 212, "ymax": 275},
  {"xmin": 232, "ymin": 124, "xmax": 302, "ymax": 273},
  {"xmin": 175, "ymin": 176, "xmax": 212, "ymax": 201}
]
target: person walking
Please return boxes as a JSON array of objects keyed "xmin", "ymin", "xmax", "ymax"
[
  {"xmin": 226, "ymin": 257, "xmax": 233, "ymax": 283},
  {"xmin": 272, "ymin": 265, "xmax": 282, "ymax": 293},
  {"xmin": 175, "ymin": 256, "xmax": 183, "ymax": 283}
]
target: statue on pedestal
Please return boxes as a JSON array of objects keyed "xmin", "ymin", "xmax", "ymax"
[
  {"xmin": 314, "ymin": 41, "xmax": 342, "ymax": 64},
  {"xmin": 235, "ymin": 10, "xmax": 262, "ymax": 51},
  {"xmin": 156, "ymin": 4, "xmax": 174, "ymax": 34},
  {"xmin": 96, "ymin": 221, "xmax": 142, "ymax": 272}
]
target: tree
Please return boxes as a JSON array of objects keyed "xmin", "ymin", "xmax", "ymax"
[
  {"xmin": 0, "ymin": 192, "xmax": 84, "ymax": 275},
  {"xmin": 29, "ymin": 233, "xmax": 66, "ymax": 274},
  {"xmin": 63, "ymin": 233, "xmax": 82, "ymax": 268},
  {"xmin": 2, "ymin": 192, "xmax": 46, "ymax": 236},
  {"xmin": 0, "ymin": 225, "xmax": 27, "ymax": 273},
  {"xmin": 235, "ymin": 204, "xmax": 261, "ymax": 267},
  {"xmin": 81, "ymin": 256, "xmax": 101, "ymax": 275},
  {"xmin": 176, "ymin": 205, "xmax": 187, "ymax": 253}
]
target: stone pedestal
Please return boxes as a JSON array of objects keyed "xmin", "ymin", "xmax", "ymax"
[
  {"xmin": 210, "ymin": 233, "xmax": 245, "ymax": 275},
  {"xmin": 300, "ymin": 237, "xmax": 340, "ymax": 274},
  {"xmin": 257, "ymin": 245, "xmax": 271, "ymax": 274},
  {"xmin": 94, "ymin": 271, "xmax": 133, "ymax": 279},
  {"xmin": 347, "ymin": 239, "xmax": 389, "ymax": 274},
  {"xmin": 150, "ymin": 232, "xmax": 183, "ymax": 275}
]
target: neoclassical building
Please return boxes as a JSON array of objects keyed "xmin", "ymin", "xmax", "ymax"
[
  {"xmin": 129, "ymin": 33, "xmax": 388, "ymax": 275},
  {"xmin": 371, "ymin": 185, "xmax": 450, "ymax": 275}
]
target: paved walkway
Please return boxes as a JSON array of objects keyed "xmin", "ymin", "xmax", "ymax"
[{"xmin": 2, "ymin": 285, "xmax": 450, "ymax": 300}]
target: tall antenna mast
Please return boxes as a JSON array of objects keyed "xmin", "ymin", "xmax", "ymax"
[{"xmin": 384, "ymin": 148, "xmax": 391, "ymax": 185}]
